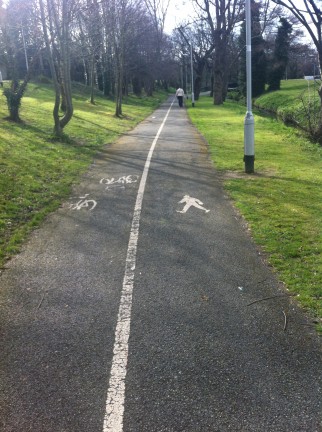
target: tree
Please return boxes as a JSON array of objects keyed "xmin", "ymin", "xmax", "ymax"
[
  {"xmin": 39, "ymin": 0, "xmax": 76, "ymax": 137},
  {"xmin": 100, "ymin": 0, "xmax": 172, "ymax": 114},
  {"xmin": 1, "ymin": 0, "xmax": 177, "ymax": 129},
  {"xmin": 112, "ymin": 0, "xmax": 130, "ymax": 116},
  {"xmin": 175, "ymin": 22, "xmax": 214, "ymax": 100},
  {"xmin": 143, "ymin": 0, "xmax": 169, "ymax": 94},
  {"xmin": 1, "ymin": 0, "xmax": 43, "ymax": 122},
  {"xmin": 267, "ymin": 18, "xmax": 292, "ymax": 91},
  {"xmin": 287, "ymin": 43, "xmax": 317, "ymax": 79},
  {"xmin": 271, "ymin": 0, "xmax": 322, "ymax": 139},
  {"xmin": 102, "ymin": 0, "xmax": 144, "ymax": 116},
  {"xmin": 195, "ymin": 0, "xmax": 243, "ymax": 105},
  {"xmin": 127, "ymin": 2, "xmax": 156, "ymax": 97},
  {"xmin": 75, "ymin": 0, "xmax": 103, "ymax": 104}
]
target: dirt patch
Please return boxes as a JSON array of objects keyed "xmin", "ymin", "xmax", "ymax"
[{"xmin": 219, "ymin": 169, "xmax": 278, "ymax": 180}]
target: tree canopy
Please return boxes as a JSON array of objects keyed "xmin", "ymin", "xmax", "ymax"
[{"xmin": 0, "ymin": 0, "xmax": 320, "ymax": 138}]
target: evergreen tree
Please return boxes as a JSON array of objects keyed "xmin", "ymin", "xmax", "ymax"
[{"xmin": 267, "ymin": 18, "xmax": 292, "ymax": 91}]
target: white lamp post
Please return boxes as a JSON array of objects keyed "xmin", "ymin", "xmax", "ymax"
[
  {"xmin": 244, "ymin": 0, "xmax": 255, "ymax": 173},
  {"xmin": 190, "ymin": 40, "xmax": 195, "ymax": 107}
]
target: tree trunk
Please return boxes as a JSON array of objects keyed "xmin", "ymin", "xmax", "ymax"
[
  {"xmin": 40, "ymin": 0, "xmax": 73, "ymax": 137},
  {"xmin": 213, "ymin": 35, "xmax": 228, "ymax": 105},
  {"xmin": 132, "ymin": 76, "xmax": 142, "ymax": 96},
  {"xmin": 144, "ymin": 77, "xmax": 154, "ymax": 96},
  {"xmin": 115, "ymin": 58, "xmax": 123, "ymax": 116},
  {"xmin": 194, "ymin": 76, "xmax": 202, "ymax": 101},
  {"xmin": 59, "ymin": 0, "xmax": 73, "ymax": 130},
  {"xmin": 90, "ymin": 53, "xmax": 95, "ymax": 104},
  {"xmin": 60, "ymin": 78, "xmax": 67, "ymax": 112},
  {"xmin": 210, "ymin": 74, "xmax": 214, "ymax": 97},
  {"xmin": 194, "ymin": 59, "xmax": 206, "ymax": 100},
  {"xmin": 213, "ymin": 68, "xmax": 224, "ymax": 104}
]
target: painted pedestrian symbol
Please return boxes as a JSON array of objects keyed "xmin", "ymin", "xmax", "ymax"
[
  {"xmin": 100, "ymin": 175, "xmax": 139, "ymax": 190},
  {"xmin": 70, "ymin": 194, "xmax": 97, "ymax": 211},
  {"xmin": 176, "ymin": 195, "xmax": 210, "ymax": 214}
]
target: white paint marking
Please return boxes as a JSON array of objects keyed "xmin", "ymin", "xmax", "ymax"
[
  {"xmin": 70, "ymin": 194, "xmax": 97, "ymax": 211},
  {"xmin": 100, "ymin": 175, "xmax": 139, "ymax": 191},
  {"xmin": 176, "ymin": 195, "xmax": 210, "ymax": 213},
  {"xmin": 103, "ymin": 100, "xmax": 174, "ymax": 432}
]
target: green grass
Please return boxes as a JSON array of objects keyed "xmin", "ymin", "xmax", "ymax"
[
  {"xmin": 255, "ymin": 79, "xmax": 321, "ymax": 130},
  {"xmin": 0, "ymin": 82, "xmax": 168, "ymax": 265},
  {"xmin": 188, "ymin": 95, "xmax": 322, "ymax": 330}
]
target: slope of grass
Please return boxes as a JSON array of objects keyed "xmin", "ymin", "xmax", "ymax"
[
  {"xmin": 188, "ymin": 96, "xmax": 322, "ymax": 329},
  {"xmin": 254, "ymin": 79, "xmax": 320, "ymax": 131},
  {"xmin": 0, "ymin": 82, "xmax": 168, "ymax": 265}
]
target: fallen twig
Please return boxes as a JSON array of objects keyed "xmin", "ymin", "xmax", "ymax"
[
  {"xmin": 36, "ymin": 293, "xmax": 45, "ymax": 310},
  {"xmin": 282, "ymin": 310, "xmax": 287, "ymax": 331},
  {"xmin": 247, "ymin": 293, "xmax": 296, "ymax": 306}
]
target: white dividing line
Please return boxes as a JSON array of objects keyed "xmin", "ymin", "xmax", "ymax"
[{"xmin": 103, "ymin": 99, "xmax": 174, "ymax": 432}]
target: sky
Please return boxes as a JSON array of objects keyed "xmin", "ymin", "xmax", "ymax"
[
  {"xmin": 0, "ymin": 0, "xmax": 192, "ymax": 34},
  {"xmin": 164, "ymin": 0, "xmax": 314, "ymax": 45},
  {"xmin": 0, "ymin": 0, "xmax": 316, "ymax": 45},
  {"xmin": 164, "ymin": 0, "xmax": 196, "ymax": 34}
]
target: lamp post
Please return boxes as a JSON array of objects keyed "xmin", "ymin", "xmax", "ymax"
[
  {"xmin": 244, "ymin": 0, "xmax": 254, "ymax": 173},
  {"xmin": 190, "ymin": 40, "xmax": 195, "ymax": 107}
]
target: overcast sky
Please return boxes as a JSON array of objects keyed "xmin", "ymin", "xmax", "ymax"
[{"xmin": 164, "ymin": 0, "xmax": 196, "ymax": 34}]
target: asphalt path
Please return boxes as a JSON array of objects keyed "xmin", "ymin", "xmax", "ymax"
[{"xmin": 0, "ymin": 96, "xmax": 321, "ymax": 431}]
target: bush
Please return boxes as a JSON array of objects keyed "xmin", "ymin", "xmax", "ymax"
[{"xmin": 227, "ymin": 90, "xmax": 245, "ymax": 103}]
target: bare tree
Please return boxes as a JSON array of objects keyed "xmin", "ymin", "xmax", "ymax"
[
  {"xmin": 39, "ymin": 0, "xmax": 76, "ymax": 137},
  {"xmin": 75, "ymin": 0, "xmax": 102, "ymax": 104},
  {"xmin": 194, "ymin": 0, "xmax": 243, "ymax": 105},
  {"xmin": 112, "ymin": 0, "xmax": 126, "ymax": 116},
  {"xmin": 1, "ymin": 0, "xmax": 43, "ymax": 122},
  {"xmin": 175, "ymin": 23, "xmax": 214, "ymax": 100},
  {"xmin": 103, "ymin": 0, "xmax": 164, "ymax": 116},
  {"xmin": 260, "ymin": 0, "xmax": 284, "ymax": 36},
  {"xmin": 143, "ymin": 0, "xmax": 169, "ymax": 94},
  {"xmin": 102, "ymin": 0, "xmax": 133, "ymax": 116}
]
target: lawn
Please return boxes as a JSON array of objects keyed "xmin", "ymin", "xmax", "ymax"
[
  {"xmin": 187, "ymin": 95, "xmax": 322, "ymax": 329},
  {"xmin": 0, "ymin": 82, "xmax": 168, "ymax": 266},
  {"xmin": 255, "ymin": 78, "xmax": 321, "ymax": 130}
]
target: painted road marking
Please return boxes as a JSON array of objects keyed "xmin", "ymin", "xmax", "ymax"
[
  {"xmin": 100, "ymin": 175, "xmax": 139, "ymax": 191},
  {"xmin": 103, "ymin": 99, "xmax": 175, "ymax": 432},
  {"xmin": 176, "ymin": 195, "xmax": 210, "ymax": 213},
  {"xmin": 69, "ymin": 194, "xmax": 97, "ymax": 211}
]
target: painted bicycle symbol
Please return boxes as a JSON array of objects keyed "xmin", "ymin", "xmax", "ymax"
[
  {"xmin": 100, "ymin": 175, "xmax": 139, "ymax": 190},
  {"xmin": 70, "ymin": 194, "xmax": 97, "ymax": 211}
]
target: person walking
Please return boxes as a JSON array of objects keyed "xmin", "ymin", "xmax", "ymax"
[{"xmin": 175, "ymin": 87, "xmax": 185, "ymax": 107}]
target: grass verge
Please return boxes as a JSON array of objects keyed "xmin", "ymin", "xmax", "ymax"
[
  {"xmin": 188, "ymin": 96, "xmax": 322, "ymax": 331},
  {"xmin": 254, "ymin": 79, "xmax": 321, "ymax": 133},
  {"xmin": 0, "ymin": 82, "xmax": 168, "ymax": 266}
]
